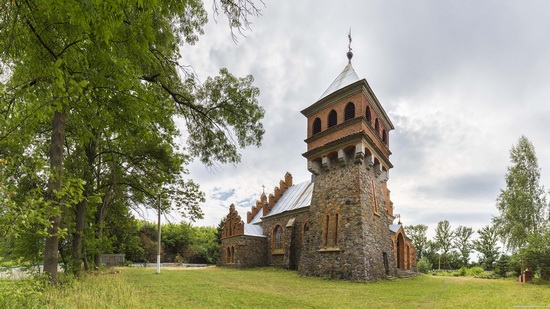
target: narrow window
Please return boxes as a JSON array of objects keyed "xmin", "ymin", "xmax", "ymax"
[
  {"xmin": 333, "ymin": 213, "xmax": 339, "ymax": 246},
  {"xmin": 273, "ymin": 225, "xmax": 283, "ymax": 249},
  {"xmin": 382, "ymin": 129, "xmax": 387, "ymax": 144},
  {"xmin": 226, "ymin": 247, "xmax": 231, "ymax": 264},
  {"xmin": 312, "ymin": 117, "xmax": 322, "ymax": 134},
  {"xmin": 366, "ymin": 106, "xmax": 372, "ymax": 123},
  {"xmin": 328, "ymin": 110, "xmax": 337, "ymax": 127},
  {"xmin": 231, "ymin": 246, "xmax": 235, "ymax": 264},
  {"xmin": 344, "ymin": 102, "xmax": 355, "ymax": 121},
  {"xmin": 302, "ymin": 221, "xmax": 309, "ymax": 241},
  {"xmin": 324, "ymin": 215, "xmax": 329, "ymax": 246},
  {"xmin": 374, "ymin": 118, "xmax": 380, "ymax": 134}
]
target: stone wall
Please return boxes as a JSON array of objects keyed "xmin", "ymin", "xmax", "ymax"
[
  {"xmin": 299, "ymin": 152, "xmax": 396, "ymax": 280},
  {"xmin": 220, "ymin": 235, "xmax": 267, "ymax": 268},
  {"xmin": 261, "ymin": 209, "xmax": 309, "ymax": 269}
]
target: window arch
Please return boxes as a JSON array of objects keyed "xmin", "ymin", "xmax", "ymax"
[
  {"xmin": 323, "ymin": 211, "xmax": 339, "ymax": 248},
  {"xmin": 226, "ymin": 247, "xmax": 231, "ymax": 264},
  {"xmin": 328, "ymin": 110, "xmax": 337, "ymax": 128},
  {"xmin": 334, "ymin": 213, "xmax": 339, "ymax": 246},
  {"xmin": 365, "ymin": 106, "xmax": 372, "ymax": 123},
  {"xmin": 273, "ymin": 225, "xmax": 283, "ymax": 250},
  {"xmin": 312, "ymin": 117, "xmax": 321, "ymax": 134},
  {"xmin": 374, "ymin": 118, "xmax": 380, "ymax": 134},
  {"xmin": 324, "ymin": 215, "xmax": 330, "ymax": 246},
  {"xmin": 344, "ymin": 102, "xmax": 355, "ymax": 121},
  {"xmin": 302, "ymin": 221, "xmax": 310, "ymax": 241},
  {"xmin": 382, "ymin": 129, "xmax": 387, "ymax": 144}
]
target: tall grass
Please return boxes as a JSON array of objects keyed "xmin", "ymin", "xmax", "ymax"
[{"xmin": 2, "ymin": 267, "xmax": 549, "ymax": 308}]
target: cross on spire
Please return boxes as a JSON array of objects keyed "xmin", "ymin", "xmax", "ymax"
[{"xmin": 347, "ymin": 28, "xmax": 353, "ymax": 63}]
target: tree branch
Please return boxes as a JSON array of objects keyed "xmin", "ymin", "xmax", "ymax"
[{"xmin": 25, "ymin": 18, "xmax": 57, "ymax": 60}]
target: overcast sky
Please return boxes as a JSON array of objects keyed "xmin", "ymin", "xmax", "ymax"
[{"xmin": 170, "ymin": 0, "xmax": 550, "ymax": 239}]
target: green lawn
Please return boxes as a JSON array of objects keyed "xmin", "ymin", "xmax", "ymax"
[{"xmin": 4, "ymin": 267, "xmax": 550, "ymax": 308}]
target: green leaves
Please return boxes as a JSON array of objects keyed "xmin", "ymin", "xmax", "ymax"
[
  {"xmin": 494, "ymin": 136, "xmax": 548, "ymax": 252},
  {"xmin": 0, "ymin": 0, "xmax": 265, "ymax": 278},
  {"xmin": 473, "ymin": 224, "xmax": 500, "ymax": 271},
  {"xmin": 404, "ymin": 224, "xmax": 428, "ymax": 260},
  {"xmin": 186, "ymin": 68, "xmax": 265, "ymax": 166}
]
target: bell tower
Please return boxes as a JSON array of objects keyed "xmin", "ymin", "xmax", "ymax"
[{"xmin": 298, "ymin": 37, "xmax": 397, "ymax": 280}]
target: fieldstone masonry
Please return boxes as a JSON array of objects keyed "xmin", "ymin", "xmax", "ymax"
[
  {"xmin": 219, "ymin": 52, "xmax": 416, "ymax": 280},
  {"xmin": 299, "ymin": 152, "xmax": 396, "ymax": 280}
]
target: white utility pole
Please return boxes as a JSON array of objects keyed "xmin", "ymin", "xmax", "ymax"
[{"xmin": 157, "ymin": 195, "xmax": 161, "ymax": 274}]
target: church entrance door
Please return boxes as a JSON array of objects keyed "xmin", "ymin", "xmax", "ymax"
[{"xmin": 396, "ymin": 233, "xmax": 405, "ymax": 269}]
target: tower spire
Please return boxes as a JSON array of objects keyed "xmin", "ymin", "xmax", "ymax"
[{"xmin": 347, "ymin": 28, "xmax": 353, "ymax": 63}]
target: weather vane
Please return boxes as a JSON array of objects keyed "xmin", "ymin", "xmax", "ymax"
[{"xmin": 347, "ymin": 28, "xmax": 353, "ymax": 63}]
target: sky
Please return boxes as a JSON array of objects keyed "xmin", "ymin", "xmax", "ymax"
[{"xmin": 168, "ymin": 0, "xmax": 550, "ymax": 240}]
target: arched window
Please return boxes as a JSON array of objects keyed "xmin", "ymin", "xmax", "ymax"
[
  {"xmin": 312, "ymin": 118, "xmax": 321, "ymax": 134},
  {"xmin": 334, "ymin": 213, "xmax": 339, "ymax": 246},
  {"xmin": 324, "ymin": 215, "xmax": 329, "ymax": 246},
  {"xmin": 273, "ymin": 225, "xmax": 283, "ymax": 250},
  {"xmin": 328, "ymin": 110, "xmax": 337, "ymax": 128},
  {"xmin": 374, "ymin": 118, "xmax": 380, "ymax": 134},
  {"xmin": 365, "ymin": 106, "xmax": 372, "ymax": 123},
  {"xmin": 344, "ymin": 102, "xmax": 355, "ymax": 121},
  {"xmin": 231, "ymin": 246, "xmax": 235, "ymax": 264},
  {"xmin": 302, "ymin": 221, "xmax": 309, "ymax": 241},
  {"xmin": 382, "ymin": 129, "xmax": 387, "ymax": 144},
  {"xmin": 323, "ymin": 212, "xmax": 339, "ymax": 248},
  {"xmin": 226, "ymin": 247, "xmax": 231, "ymax": 264}
]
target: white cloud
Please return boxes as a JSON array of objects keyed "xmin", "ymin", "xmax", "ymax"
[{"xmin": 171, "ymin": 1, "xmax": 550, "ymax": 241}]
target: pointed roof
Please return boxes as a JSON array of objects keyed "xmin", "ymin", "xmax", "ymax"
[{"xmin": 319, "ymin": 62, "xmax": 360, "ymax": 100}]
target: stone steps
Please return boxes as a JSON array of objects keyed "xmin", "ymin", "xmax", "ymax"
[{"xmin": 396, "ymin": 269, "xmax": 418, "ymax": 278}]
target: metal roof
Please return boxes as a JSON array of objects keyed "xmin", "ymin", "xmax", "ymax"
[
  {"xmin": 249, "ymin": 206, "xmax": 263, "ymax": 224},
  {"xmin": 244, "ymin": 223, "xmax": 265, "ymax": 237},
  {"xmin": 389, "ymin": 224, "xmax": 402, "ymax": 233},
  {"xmin": 263, "ymin": 180, "xmax": 313, "ymax": 218},
  {"xmin": 319, "ymin": 63, "xmax": 360, "ymax": 100}
]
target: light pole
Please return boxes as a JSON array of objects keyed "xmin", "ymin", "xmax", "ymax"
[{"xmin": 157, "ymin": 195, "xmax": 161, "ymax": 274}]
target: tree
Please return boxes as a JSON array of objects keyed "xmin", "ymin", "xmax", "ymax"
[
  {"xmin": 520, "ymin": 229, "xmax": 550, "ymax": 280},
  {"xmin": 452, "ymin": 225, "xmax": 474, "ymax": 268},
  {"xmin": 434, "ymin": 220, "xmax": 453, "ymax": 270},
  {"xmin": 494, "ymin": 255, "xmax": 510, "ymax": 277},
  {"xmin": 1, "ymin": 0, "xmax": 264, "ymax": 283},
  {"xmin": 404, "ymin": 224, "xmax": 428, "ymax": 260},
  {"xmin": 494, "ymin": 136, "xmax": 548, "ymax": 252},
  {"xmin": 473, "ymin": 224, "xmax": 500, "ymax": 271},
  {"xmin": 423, "ymin": 240, "xmax": 440, "ymax": 271}
]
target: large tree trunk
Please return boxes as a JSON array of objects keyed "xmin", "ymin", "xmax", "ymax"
[
  {"xmin": 71, "ymin": 137, "xmax": 97, "ymax": 276},
  {"xmin": 44, "ymin": 110, "xmax": 67, "ymax": 284}
]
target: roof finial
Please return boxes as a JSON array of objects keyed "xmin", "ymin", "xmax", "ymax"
[{"xmin": 347, "ymin": 28, "xmax": 353, "ymax": 63}]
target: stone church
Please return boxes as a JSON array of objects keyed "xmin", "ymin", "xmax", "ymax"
[{"xmin": 219, "ymin": 48, "xmax": 416, "ymax": 280}]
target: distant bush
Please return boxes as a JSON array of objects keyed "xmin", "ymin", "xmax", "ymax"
[
  {"xmin": 417, "ymin": 258, "xmax": 432, "ymax": 274},
  {"xmin": 452, "ymin": 267, "xmax": 466, "ymax": 277},
  {"xmin": 466, "ymin": 266, "xmax": 484, "ymax": 277}
]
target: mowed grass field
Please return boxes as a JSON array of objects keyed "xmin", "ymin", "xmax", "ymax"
[{"xmin": 15, "ymin": 267, "xmax": 550, "ymax": 308}]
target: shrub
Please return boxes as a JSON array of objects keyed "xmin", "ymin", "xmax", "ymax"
[
  {"xmin": 417, "ymin": 258, "xmax": 432, "ymax": 274},
  {"xmin": 466, "ymin": 266, "xmax": 484, "ymax": 277}
]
